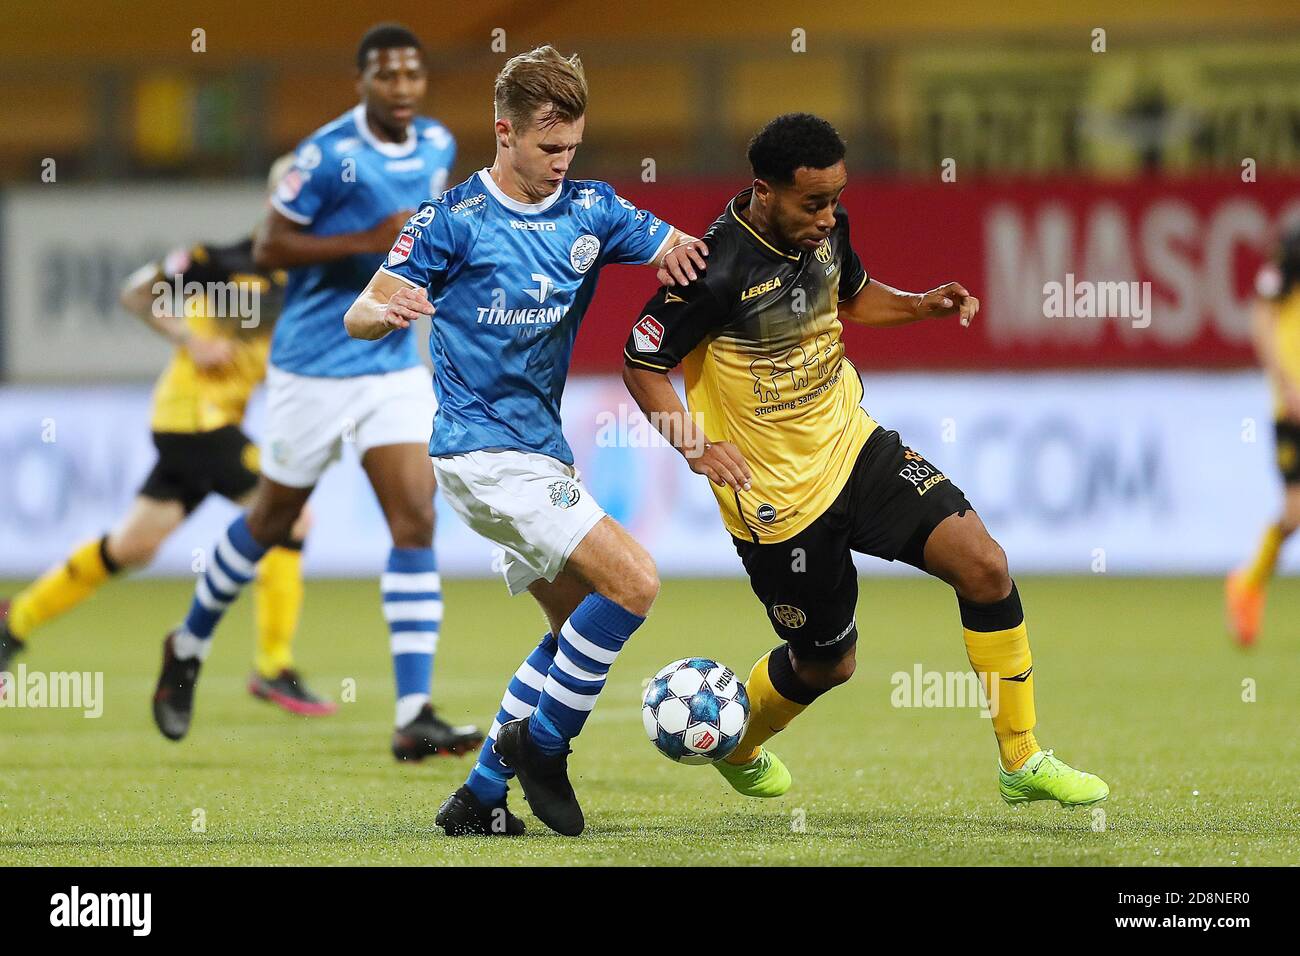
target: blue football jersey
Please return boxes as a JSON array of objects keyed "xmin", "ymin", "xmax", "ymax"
[
  {"xmin": 270, "ymin": 104, "xmax": 455, "ymax": 378},
  {"xmin": 381, "ymin": 169, "xmax": 674, "ymax": 464}
]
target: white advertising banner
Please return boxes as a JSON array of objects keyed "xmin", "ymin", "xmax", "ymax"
[
  {"xmin": 1, "ymin": 185, "xmax": 267, "ymax": 381},
  {"xmin": 0, "ymin": 371, "xmax": 1287, "ymax": 578}
]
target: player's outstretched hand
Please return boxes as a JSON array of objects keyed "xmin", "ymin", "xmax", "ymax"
[
  {"xmin": 369, "ymin": 209, "xmax": 417, "ymax": 253},
  {"xmin": 687, "ymin": 439, "xmax": 752, "ymax": 492},
  {"xmin": 384, "ymin": 285, "xmax": 434, "ymax": 331},
  {"xmin": 658, "ymin": 239, "xmax": 710, "ymax": 287},
  {"xmin": 920, "ymin": 282, "xmax": 980, "ymax": 327}
]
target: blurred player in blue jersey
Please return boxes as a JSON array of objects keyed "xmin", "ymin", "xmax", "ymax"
[
  {"xmin": 151, "ymin": 23, "xmax": 484, "ymax": 761},
  {"xmin": 345, "ymin": 46, "xmax": 709, "ymax": 836}
]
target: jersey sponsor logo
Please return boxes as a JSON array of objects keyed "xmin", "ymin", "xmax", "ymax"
[
  {"xmin": 616, "ymin": 196, "xmax": 636, "ymax": 210},
  {"xmin": 450, "ymin": 194, "xmax": 486, "ymax": 214},
  {"xmin": 572, "ymin": 187, "xmax": 603, "ymax": 210},
  {"xmin": 813, "ymin": 616, "xmax": 855, "ymax": 647},
  {"xmin": 570, "ymin": 234, "xmax": 600, "ymax": 273},
  {"xmin": 295, "ymin": 142, "xmax": 322, "ymax": 170},
  {"xmin": 632, "ymin": 315, "xmax": 664, "ymax": 352},
  {"xmin": 815, "ymin": 239, "xmax": 832, "ymax": 264},
  {"xmin": 749, "ymin": 334, "xmax": 841, "ymax": 404},
  {"xmin": 649, "ymin": 217, "xmax": 663, "ymax": 236},
  {"xmin": 663, "ymin": 291, "xmax": 686, "ymax": 304},
  {"xmin": 476, "ymin": 305, "xmax": 568, "ymax": 325},
  {"xmin": 898, "ymin": 448, "xmax": 949, "ymax": 496},
  {"xmin": 756, "ymin": 503, "xmax": 777, "ymax": 523},
  {"xmin": 741, "ymin": 276, "xmax": 783, "ymax": 302},
  {"xmin": 524, "ymin": 273, "xmax": 555, "ymax": 304},
  {"xmin": 408, "ymin": 206, "xmax": 437, "ymax": 228},
  {"xmin": 771, "ymin": 603, "xmax": 805, "ymax": 628},
  {"xmin": 511, "ymin": 220, "xmax": 557, "ymax": 231},
  {"xmin": 547, "ymin": 479, "xmax": 582, "ymax": 509},
  {"xmin": 387, "ymin": 232, "xmax": 415, "ymax": 267}
]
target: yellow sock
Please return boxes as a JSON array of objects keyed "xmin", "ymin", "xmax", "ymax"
[
  {"xmin": 960, "ymin": 583, "xmax": 1039, "ymax": 771},
  {"xmin": 253, "ymin": 545, "xmax": 303, "ymax": 678},
  {"xmin": 1244, "ymin": 523, "xmax": 1285, "ymax": 589},
  {"xmin": 8, "ymin": 537, "xmax": 115, "ymax": 640},
  {"xmin": 724, "ymin": 647, "xmax": 812, "ymax": 766}
]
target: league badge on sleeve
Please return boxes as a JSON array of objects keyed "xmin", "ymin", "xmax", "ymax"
[
  {"xmin": 387, "ymin": 232, "xmax": 415, "ymax": 267},
  {"xmin": 633, "ymin": 315, "xmax": 664, "ymax": 353}
]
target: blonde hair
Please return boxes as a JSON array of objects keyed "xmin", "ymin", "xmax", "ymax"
[{"xmin": 494, "ymin": 45, "xmax": 587, "ymax": 130}]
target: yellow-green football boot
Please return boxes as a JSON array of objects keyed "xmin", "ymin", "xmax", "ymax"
[
  {"xmin": 999, "ymin": 750, "xmax": 1109, "ymax": 808},
  {"xmin": 714, "ymin": 748, "xmax": 792, "ymax": 797}
]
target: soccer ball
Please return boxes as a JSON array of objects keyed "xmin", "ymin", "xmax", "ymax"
[{"xmin": 642, "ymin": 658, "xmax": 749, "ymax": 764}]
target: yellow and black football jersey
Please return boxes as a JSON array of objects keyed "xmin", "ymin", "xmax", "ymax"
[
  {"xmin": 625, "ymin": 189, "xmax": 876, "ymax": 543},
  {"xmin": 149, "ymin": 238, "xmax": 286, "ymax": 434}
]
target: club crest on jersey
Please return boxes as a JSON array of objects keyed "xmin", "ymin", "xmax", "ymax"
[
  {"xmin": 772, "ymin": 604, "xmax": 806, "ymax": 629},
  {"xmin": 387, "ymin": 232, "xmax": 415, "ymax": 267},
  {"xmin": 570, "ymin": 234, "xmax": 600, "ymax": 274},
  {"xmin": 632, "ymin": 315, "xmax": 664, "ymax": 352},
  {"xmin": 547, "ymin": 480, "xmax": 582, "ymax": 510},
  {"xmin": 815, "ymin": 239, "xmax": 832, "ymax": 264}
]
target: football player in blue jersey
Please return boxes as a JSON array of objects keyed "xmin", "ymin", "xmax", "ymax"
[
  {"xmin": 345, "ymin": 45, "xmax": 709, "ymax": 836},
  {"xmin": 151, "ymin": 23, "xmax": 483, "ymax": 761}
]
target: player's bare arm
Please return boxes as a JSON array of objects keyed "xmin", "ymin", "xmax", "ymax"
[
  {"xmin": 345, "ymin": 269, "xmax": 433, "ymax": 341},
  {"xmin": 253, "ymin": 207, "xmax": 414, "ymax": 271},
  {"xmin": 838, "ymin": 278, "xmax": 980, "ymax": 328},
  {"xmin": 118, "ymin": 258, "xmax": 235, "ymax": 371},
  {"xmin": 622, "ymin": 364, "xmax": 752, "ymax": 492}
]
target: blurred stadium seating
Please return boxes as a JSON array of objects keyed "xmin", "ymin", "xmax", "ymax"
[{"xmin": 4, "ymin": 0, "xmax": 1300, "ymax": 579}]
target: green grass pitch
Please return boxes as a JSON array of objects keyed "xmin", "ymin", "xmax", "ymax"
[{"xmin": 1, "ymin": 575, "xmax": 1296, "ymax": 866}]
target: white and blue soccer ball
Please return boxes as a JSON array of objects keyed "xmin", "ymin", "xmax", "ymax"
[{"xmin": 642, "ymin": 658, "xmax": 750, "ymax": 764}]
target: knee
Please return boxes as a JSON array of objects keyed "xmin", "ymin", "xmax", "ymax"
[
  {"xmin": 955, "ymin": 538, "xmax": 1012, "ymax": 604},
  {"xmin": 104, "ymin": 533, "xmax": 157, "ymax": 570},
  {"xmin": 620, "ymin": 553, "xmax": 660, "ymax": 616},
  {"xmin": 288, "ymin": 503, "xmax": 314, "ymax": 544},
  {"xmin": 794, "ymin": 650, "xmax": 856, "ymax": 692},
  {"xmin": 389, "ymin": 499, "xmax": 434, "ymax": 550},
  {"xmin": 246, "ymin": 501, "xmax": 300, "ymax": 548}
]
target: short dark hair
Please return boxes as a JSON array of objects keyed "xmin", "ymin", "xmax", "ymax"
[
  {"xmin": 356, "ymin": 23, "xmax": 423, "ymax": 71},
  {"xmin": 747, "ymin": 113, "xmax": 846, "ymax": 185}
]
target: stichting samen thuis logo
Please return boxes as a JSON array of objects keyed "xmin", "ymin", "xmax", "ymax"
[{"xmin": 547, "ymin": 480, "xmax": 581, "ymax": 510}]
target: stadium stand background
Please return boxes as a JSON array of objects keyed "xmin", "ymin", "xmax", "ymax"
[{"xmin": 3, "ymin": 0, "xmax": 1300, "ymax": 578}]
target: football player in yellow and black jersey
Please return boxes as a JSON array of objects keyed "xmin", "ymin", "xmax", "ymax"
[
  {"xmin": 0, "ymin": 159, "xmax": 334, "ymax": 717},
  {"xmin": 1226, "ymin": 225, "xmax": 1300, "ymax": 647},
  {"xmin": 624, "ymin": 114, "xmax": 1108, "ymax": 808}
]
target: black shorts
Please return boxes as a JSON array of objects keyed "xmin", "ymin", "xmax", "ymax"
[
  {"xmin": 733, "ymin": 427, "xmax": 972, "ymax": 661},
  {"xmin": 139, "ymin": 426, "xmax": 260, "ymax": 514},
  {"xmin": 1276, "ymin": 420, "xmax": 1300, "ymax": 485}
]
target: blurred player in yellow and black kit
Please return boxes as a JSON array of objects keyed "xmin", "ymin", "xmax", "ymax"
[
  {"xmin": 1226, "ymin": 225, "xmax": 1300, "ymax": 647},
  {"xmin": 624, "ymin": 114, "xmax": 1108, "ymax": 808},
  {"xmin": 0, "ymin": 158, "xmax": 334, "ymax": 717}
]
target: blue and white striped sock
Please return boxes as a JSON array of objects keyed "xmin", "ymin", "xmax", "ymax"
[
  {"xmin": 465, "ymin": 632, "xmax": 558, "ymax": 806},
  {"xmin": 383, "ymin": 547, "xmax": 442, "ymax": 727},
  {"xmin": 530, "ymin": 593, "xmax": 644, "ymax": 755},
  {"xmin": 175, "ymin": 515, "xmax": 268, "ymax": 661}
]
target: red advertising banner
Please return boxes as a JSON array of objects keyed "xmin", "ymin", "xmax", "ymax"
[{"xmin": 575, "ymin": 176, "xmax": 1300, "ymax": 372}]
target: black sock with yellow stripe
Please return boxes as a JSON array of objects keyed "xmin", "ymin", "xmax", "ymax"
[
  {"xmin": 724, "ymin": 644, "xmax": 825, "ymax": 766},
  {"xmin": 959, "ymin": 581, "xmax": 1039, "ymax": 771}
]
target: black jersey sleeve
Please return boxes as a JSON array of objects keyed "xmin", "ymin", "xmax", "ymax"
[
  {"xmin": 835, "ymin": 209, "xmax": 869, "ymax": 302},
  {"xmin": 624, "ymin": 279, "xmax": 732, "ymax": 372}
]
